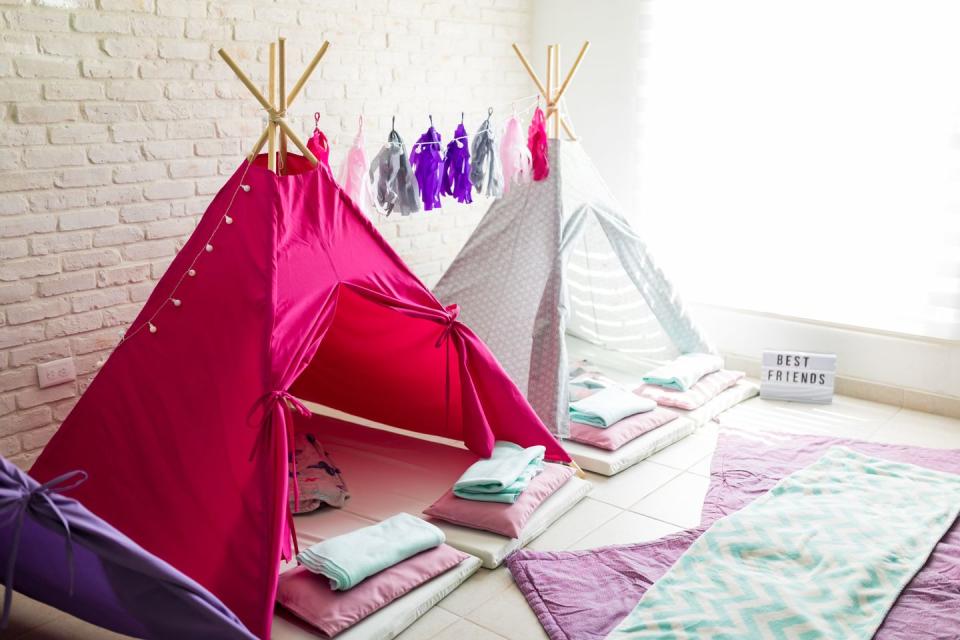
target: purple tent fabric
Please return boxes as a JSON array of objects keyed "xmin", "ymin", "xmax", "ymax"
[
  {"xmin": 0, "ymin": 455, "xmax": 255, "ymax": 639},
  {"xmin": 507, "ymin": 429, "xmax": 960, "ymax": 640}
]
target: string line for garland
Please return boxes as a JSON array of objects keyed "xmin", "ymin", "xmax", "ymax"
[
  {"xmin": 116, "ymin": 161, "xmax": 254, "ymax": 348},
  {"xmin": 326, "ymin": 94, "xmax": 542, "ymax": 148}
]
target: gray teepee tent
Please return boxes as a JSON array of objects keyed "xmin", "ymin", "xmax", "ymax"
[{"xmin": 434, "ymin": 139, "xmax": 713, "ymax": 438}]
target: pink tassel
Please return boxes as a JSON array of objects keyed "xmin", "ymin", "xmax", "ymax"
[
  {"xmin": 337, "ymin": 117, "xmax": 377, "ymax": 216},
  {"xmin": 500, "ymin": 115, "xmax": 531, "ymax": 194},
  {"xmin": 528, "ymin": 107, "xmax": 549, "ymax": 181}
]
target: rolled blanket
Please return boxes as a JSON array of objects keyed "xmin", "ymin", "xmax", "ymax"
[
  {"xmin": 569, "ymin": 387, "xmax": 656, "ymax": 427},
  {"xmin": 642, "ymin": 353, "xmax": 723, "ymax": 391},
  {"xmin": 297, "ymin": 513, "xmax": 444, "ymax": 590},
  {"xmin": 453, "ymin": 441, "xmax": 545, "ymax": 504}
]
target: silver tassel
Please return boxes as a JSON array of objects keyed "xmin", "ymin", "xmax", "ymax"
[
  {"xmin": 369, "ymin": 123, "xmax": 421, "ymax": 216},
  {"xmin": 469, "ymin": 109, "xmax": 503, "ymax": 198}
]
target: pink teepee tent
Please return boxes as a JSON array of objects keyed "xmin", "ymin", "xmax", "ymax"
[{"xmin": 30, "ymin": 149, "xmax": 569, "ymax": 639}]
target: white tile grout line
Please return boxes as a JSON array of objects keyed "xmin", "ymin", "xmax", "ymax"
[{"xmin": 560, "ymin": 500, "xmax": 630, "ymax": 551}]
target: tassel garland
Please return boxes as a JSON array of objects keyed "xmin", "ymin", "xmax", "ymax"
[
  {"xmin": 306, "ymin": 129, "xmax": 331, "ymax": 170},
  {"xmin": 470, "ymin": 111, "xmax": 503, "ymax": 197},
  {"xmin": 441, "ymin": 123, "xmax": 472, "ymax": 204},
  {"xmin": 410, "ymin": 123, "xmax": 444, "ymax": 211},
  {"xmin": 499, "ymin": 115, "xmax": 531, "ymax": 194},
  {"xmin": 337, "ymin": 118, "xmax": 376, "ymax": 216},
  {"xmin": 369, "ymin": 128, "xmax": 421, "ymax": 216},
  {"xmin": 528, "ymin": 106, "xmax": 549, "ymax": 181}
]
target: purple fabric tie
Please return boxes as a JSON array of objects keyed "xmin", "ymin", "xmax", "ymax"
[{"xmin": 0, "ymin": 468, "xmax": 87, "ymax": 630}]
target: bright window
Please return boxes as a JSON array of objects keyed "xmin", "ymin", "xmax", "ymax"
[{"xmin": 636, "ymin": 0, "xmax": 960, "ymax": 340}]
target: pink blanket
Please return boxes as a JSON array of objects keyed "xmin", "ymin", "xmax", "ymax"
[{"xmin": 506, "ymin": 429, "xmax": 960, "ymax": 640}]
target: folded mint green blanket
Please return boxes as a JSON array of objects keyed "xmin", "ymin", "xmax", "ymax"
[
  {"xmin": 297, "ymin": 513, "xmax": 444, "ymax": 590},
  {"xmin": 453, "ymin": 441, "xmax": 545, "ymax": 504},
  {"xmin": 642, "ymin": 353, "xmax": 722, "ymax": 391},
  {"xmin": 569, "ymin": 387, "xmax": 656, "ymax": 427}
]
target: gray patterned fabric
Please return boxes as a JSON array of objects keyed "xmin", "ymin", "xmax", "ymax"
[{"xmin": 433, "ymin": 141, "xmax": 713, "ymax": 438}]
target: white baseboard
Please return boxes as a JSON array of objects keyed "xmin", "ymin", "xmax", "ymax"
[{"xmin": 724, "ymin": 353, "xmax": 960, "ymax": 419}]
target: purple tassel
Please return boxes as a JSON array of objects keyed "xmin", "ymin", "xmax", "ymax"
[
  {"xmin": 409, "ymin": 123, "xmax": 443, "ymax": 211},
  {"xmin": 441, "ymin": 123, "xmax": 472, "ymax": 204}
]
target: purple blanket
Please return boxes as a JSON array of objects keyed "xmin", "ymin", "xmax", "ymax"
[{"xmin": 506, "ymin": 429, "xmax": 960, "ymax": 640}]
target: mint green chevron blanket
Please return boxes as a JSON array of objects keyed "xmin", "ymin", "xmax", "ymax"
[{"xmin": 607, "ymin": 447, "xmax": 960, "ymax": 639}]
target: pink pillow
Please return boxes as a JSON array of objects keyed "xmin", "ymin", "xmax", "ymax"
[
  {"xmin": 276, "ymin": 543, "xmax": 468, "ymax": 637},
  {"xmin": 635, "ymin": 370, "xmax": 745, "ymax": 410},
  {"xmin": 568, "ymin": 407, "xmax": 679, "ymax": 451},
  {"xmin": 423, "ymin": 464, "xmax": 575, "ymax": 538}
]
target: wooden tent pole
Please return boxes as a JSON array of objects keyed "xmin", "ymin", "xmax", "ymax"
[
  {"xmin": 267, "ymin": 42, "xmax": 277, "ymax": 173},
  {"xmin": 512, "ymin": 43, "xmax": 547, "ymax": 98},
  {"xmin": 545, "ymin": 44, "xmax": 554, "ymax": 137},
  {"xmin": 552, "ymin": 43, "xmax": 561, "ymax": 138},
  {"xmin": 553, "ymin": 40, "xmax": 590, "ymax": 105},
  {"xmin": 278, "ymin": 37, "xmax": 288, "ymax": 173},
  {"xmin": 248, "ymin": 128, "xmax": 269, "ymax": 163},
  {"xmin": 287, "ymin": 41, "xmax": 329, "ymax": 106},
  {"xmin": 276, "ymin": 118, "xmax": 318, "ymax": 165},
  {"xmin": 568, "ymin": 460, "xmax": 586, "ymax": 479},
  {"xmin": 221, "ymin": 39, "xmax": 329, "ymax": 168},
  {"xmin": 512, "ymin": 41, "xmax": 588, "ymax": 141},
  {"xmin": 217, "ymin": 48, "xmax": 273, "ymax": 112}
]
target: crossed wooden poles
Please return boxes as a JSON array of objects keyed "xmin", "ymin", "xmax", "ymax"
[
  {"xmin": 512, "ymin": 41, "xmax": 590, "ymax": 141},
  {"xmin": 218, "ymin": 38, "xmax": 330, "ymax": 174}
]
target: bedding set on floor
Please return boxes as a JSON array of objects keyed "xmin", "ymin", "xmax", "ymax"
[
  {"xmin": 276, "ymin": 415, "xmax": 584, "ymax": 636},
  {"xmin": 425, "ymin": 441, "xmax": 576, "ymax": 538},
  {"xmin": 566, "ymin": 353, "xmax": 744, "ymax": 452},
  {"xmin": 507, "ymin": 429, "xmax": 960, "ymax": 640},
  {"xmin": 278, "ymin": 514, "xmax": 469, "ymax": 637}
]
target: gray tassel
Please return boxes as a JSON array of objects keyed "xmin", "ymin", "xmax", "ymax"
[
  {"xmin": 469, "ymin": 110, "xmax": 503, "ymax": 198},
  {"xmin": 369, "ymin": 125, "xmax": 421, "ymax": 216}
]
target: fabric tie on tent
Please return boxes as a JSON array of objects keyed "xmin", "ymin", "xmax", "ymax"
[
  {"xmin": 434, "ymin": 303, "xmax": 461, "ymax": 347},
  {"xmin": 337, "ymin": 283, "xmax": 490, "ymax": 450},
  {"xmin": 0, "ymin": 469, "xmax": 87, "ymax": 630},
  {"xmin": 434, "ymin": 304, "xmax": 462, "ymax": 434},
  {"xmin": 249, "ymin": 390, "xmax": 311, "ymax": 559}
]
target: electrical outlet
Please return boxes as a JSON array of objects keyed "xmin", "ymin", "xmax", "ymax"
[{"xmin": 37, "ymin": 357, "xmax": 76, "ymax": 389}]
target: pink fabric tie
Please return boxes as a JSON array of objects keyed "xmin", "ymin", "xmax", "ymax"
[
  {"xmin": 250, "ymin": 391, "xmax": 311, "ymax": 558},
  {"xmin": 435, "ymin": 305, "xmax": 462, "ymax": 433}
]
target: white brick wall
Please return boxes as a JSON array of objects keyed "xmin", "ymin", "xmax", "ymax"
[{"xmin": 0, "ymin": 0, "xmax": 535, "ymax": 469}]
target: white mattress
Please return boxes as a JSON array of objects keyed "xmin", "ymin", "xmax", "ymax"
[
  {"xmin": 431, "ymin": 475, "xmax": 593, "ymax": 568},
  {"xmin": 564, "ymin": 415, "xmax": 697, "ymax": 476},
  {"xmin": 291, "ymin": 414, "xmax": 591, "ymax": 569},
  {"xmin": 273, "ymin": 555, "xmax": 482, "ymax": 640},
  {"xmin": 564, "ymin": 336, "xmax": 760, "ymax": 475},
  {"xmin": 681, "ymin": 379, "xmax": 759, "ymax": 427}
]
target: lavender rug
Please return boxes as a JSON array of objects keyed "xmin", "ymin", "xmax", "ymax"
[{"xmin": 506, "ymin": 428, "xmax": 960, "ymax": 640}]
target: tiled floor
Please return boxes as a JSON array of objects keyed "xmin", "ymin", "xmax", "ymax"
[{"xmin": 8, "ymin": 394, "xmax": 960, "ymax": 640}]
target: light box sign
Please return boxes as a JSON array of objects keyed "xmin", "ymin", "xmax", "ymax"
[{"xmin": 760, "ymin": 350, "xmax": 836, "ymax": 404}]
